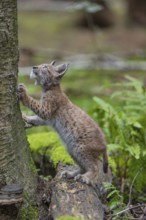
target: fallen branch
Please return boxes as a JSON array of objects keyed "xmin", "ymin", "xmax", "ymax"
[{"xmin": 108, "ymin": 204, "xmax": 146, "ymax": 220}]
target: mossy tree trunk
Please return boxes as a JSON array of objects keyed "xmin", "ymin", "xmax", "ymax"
[{"xmin": 0, "ymin": 0, "xmax": 37, "ymax": 219}]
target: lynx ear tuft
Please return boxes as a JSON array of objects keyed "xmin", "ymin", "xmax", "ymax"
[
  {"xmin": 50, "ymin": 60, "xmax": 56, "ymax": 66},
  {"xmin": 55, "ymin": 63, "xmax": 69, "ymax": 79}
]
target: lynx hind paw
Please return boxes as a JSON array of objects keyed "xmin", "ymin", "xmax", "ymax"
[
  {"xmin": 75, "ymin": 174, "xmax": 91, "ymax": 185},
  {"xmin": 81, "ymin": 175, "xmax": 91, "ymax": 185}
]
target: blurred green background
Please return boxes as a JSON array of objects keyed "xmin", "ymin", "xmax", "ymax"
[
  {"xmin": 18, "ymin": 0, "xmax": 146, "ymax": 115},
  {"xmin": 18, "ymin": 0, "xmax": 146, "ymax": 205}
]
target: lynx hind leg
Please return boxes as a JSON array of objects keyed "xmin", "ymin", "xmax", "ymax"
[
  {"xmin": 61, "ymin": 167, "xmax": 83, "ymax": 179},
  {"xmin": 75, "ymin": 156, "xmax": 99, "ymax": 185}
]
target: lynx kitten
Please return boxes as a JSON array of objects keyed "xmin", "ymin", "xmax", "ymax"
[{"xmin": 18, "ymin": 61, "xmax": 108, "ymax": 185}]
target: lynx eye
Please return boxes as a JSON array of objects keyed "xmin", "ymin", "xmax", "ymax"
[
  {"xmin": 42, "ymin": 64, "xmax": 48, "ymax": 68},
  {"xmin": 40, "ymin": 65, "xmax": 46, "ymax": 71}
]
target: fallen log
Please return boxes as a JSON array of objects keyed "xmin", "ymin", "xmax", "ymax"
[{"xmin": 48, "ymin": 163, "xmax": 112, "ymax": 220}]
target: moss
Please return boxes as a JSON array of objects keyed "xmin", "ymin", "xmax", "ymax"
[
  {"xmin": 18, "ymin": 193, "xmax": 38, "ymax": 220},
  {"xmin": 57, "ymin": 216, "xmax": 85, "ymax": 220},
  {"xmin": 28, "ymin": 131, "xmax": 74, "ymax": 166},
  {"xmin": 29, "ymin": 156, "xmax": 38, "ymax": 174},
  {"xmin": 19, "ymin": 205, "xmax": 38, "ymax": 220}
]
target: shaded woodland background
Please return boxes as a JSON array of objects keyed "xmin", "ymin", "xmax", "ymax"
[
  {"xmin": 17, "ymin": 0, "xmax": 146, "ymax": 219},
  {"xmin": 18, "ymin": 0, "xmax": 146, "ymax": 67}
]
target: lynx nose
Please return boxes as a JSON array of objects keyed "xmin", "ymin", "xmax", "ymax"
[
  {"xmin": 33, "ymin": 66, "xmax": 38, "ymax": 70},
  {"xmin": 30, "ymin": 66, "xmax": 38, "ymax": 79}
]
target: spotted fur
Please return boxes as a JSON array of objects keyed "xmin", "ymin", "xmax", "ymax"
[{"xmin": 18, "ymin": 61, "xmax": 108, "ymax": 185}]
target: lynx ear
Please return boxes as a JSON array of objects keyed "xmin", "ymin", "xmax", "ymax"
[
  {"xmin": 55, "ymin": 63, "xmax": 69, "ymax": 79},
  {"xmin": 50, "ymin": 60, "xmax": 56, "ymax": 66}
]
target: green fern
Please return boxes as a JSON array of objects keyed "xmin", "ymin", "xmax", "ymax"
[
  {"xmin": 103, "ymin": 182, "xmax": 125, "ymax": 212},
  {"xmin": 94, "ymin": 76, "xmax": 146, "ymax": 198}
]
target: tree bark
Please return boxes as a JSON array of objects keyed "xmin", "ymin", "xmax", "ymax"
[
  {"xmin": 0, "ymin": 0, "xmax": 37, "ymax": 219},
  {"xmin": 48, "ymin": 163, "xmax": 112, "ymax": 220}
]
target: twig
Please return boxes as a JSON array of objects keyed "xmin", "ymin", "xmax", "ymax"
[
  {"xmin": 108, "ymin": 204, "xmax": 146, "ymax": 220},
  {"xmin": 127, "ymin": 167, "xmax": 143, "ymax": 207}
]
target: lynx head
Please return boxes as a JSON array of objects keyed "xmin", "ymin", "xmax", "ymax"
[{"xmin": 30, "ymin": 61, "xmax": 68, "ymax": 88}]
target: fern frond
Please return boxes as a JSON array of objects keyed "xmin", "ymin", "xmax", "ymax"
[{"xmin": 93, "ymin": 75, "xmax": 146, "ymax": 195}]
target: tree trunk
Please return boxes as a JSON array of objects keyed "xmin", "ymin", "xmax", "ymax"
[
  {"xmin": 0, "ymin": 1, "xmax": 37, "ymax": 219},
  {"xmin": 127, "ymin": 0, "xmax": 146, "ymax": 26},
  {"xmin": 48, "ymin": 163, "xmax": 112, "ymax": 220}
]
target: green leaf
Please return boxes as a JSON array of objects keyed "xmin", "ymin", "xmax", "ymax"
[
  {"xmin": 70, "ymin": 1, "xmax": 103, "ymax": 13},
  {"xmin": 107, "ymin": 190, "xmax": 119, "ymax": 199},
  {"xmin": 133, "ymin": 122, "xmax": 142, "ymax": 129},
  {"xmin": 142, "ymin": 150, "xmax": 146, "ymax": 156},
  {"xmin": 71, "ymin": 1, "xmax": 89, "ymax": 10},
  {"xmin": 93, "ymin": 96, "xmax": 115, "ymax": 113},
  {"xmin": 109, "ymin": 200, "xmax": 122, "ymax": 210},
  {"xmin": 107, "ymin": 144, "xmax": 123, "ymax": 151},
  {"xmin": 103, "ymin": 182, "xmax": 115, "ymax": 190},
  {"xmin": 111, "ymin": 91, "xmax": 122, "ymax": 99},
  {"xmin": 86, "ymin": 4, "xmax": 103, "ymax": 13},
  {"xmin": 127, "ymin": 144, "xmax": 141, "ymax": 159},
  {"xmin": 125, "ymin": 75, "xmax": 143, "ymax": 93}
]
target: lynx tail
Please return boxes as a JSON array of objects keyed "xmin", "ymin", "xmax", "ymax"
[{"xmin": 103, "ymin": 150, "xmax": 108, "ymax": 173}]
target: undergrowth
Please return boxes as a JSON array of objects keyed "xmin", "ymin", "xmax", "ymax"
[
  {"xmin": 26, "ymin": 74, "xmax": 146, "ymax": 210},
  {"xmin": 93, "ymin": 76, "xmax": 146, "ymax": 203}
]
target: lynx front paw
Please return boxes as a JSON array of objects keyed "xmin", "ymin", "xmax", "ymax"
[
  {"xmin": 22, "ymin": 114, "xmax": 30, "ymax": 123},
  {"xmin": 60, "ymin": 171, "xmax": 73, "ymax": 179},
  {"xmin": 61, "ymin": 169, "xmax": 81, "ymax": 179},
  {"xmin": 17, "ymin": 84, "xmax": 27, "ymax": 100}
]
